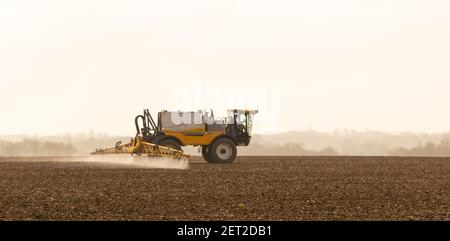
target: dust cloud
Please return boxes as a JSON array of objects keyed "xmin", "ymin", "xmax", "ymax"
[{"xmin": 69, "ymin": 155, "xmax": 189, "ymax": 169}]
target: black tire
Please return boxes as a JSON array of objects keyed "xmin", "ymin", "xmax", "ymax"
[
  {"xmin": 208, "ymin": 137, "xmax": 237, "ymax": 163},
  {"xmin": 158, "ymin": 138, "xmax": 182, "ymax": 150},
  {"xmin": 201, "ymin": 145, "xmax": 214, "ymax": 163}
]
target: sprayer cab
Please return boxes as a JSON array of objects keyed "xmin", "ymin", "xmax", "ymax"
[{"xmin": 225, "ymin": 109, "xmax": 258, "ymax": 146}]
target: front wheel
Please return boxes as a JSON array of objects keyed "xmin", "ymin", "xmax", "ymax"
[{"xmin": 207, "ymin": 137, "xmax": 237, "ymax": 163}]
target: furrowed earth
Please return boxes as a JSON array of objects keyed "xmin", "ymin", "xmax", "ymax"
[{"xmin": 0, "ymin": 156, "xmax": 448, "ymax": 220}]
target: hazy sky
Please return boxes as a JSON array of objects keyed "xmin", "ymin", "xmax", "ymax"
[{"xmin": 1, "ymin": 0, "xmax": 449, "ymax": 135}]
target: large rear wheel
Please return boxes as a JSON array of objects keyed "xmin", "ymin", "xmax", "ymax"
[{"xmin": 207, "ymin": 137, "xmax": 237, "ymax": 163}]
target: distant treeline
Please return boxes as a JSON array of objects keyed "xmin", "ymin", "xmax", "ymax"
[
  {"xmin": 251, "ymin": 130, "xmax": 450, "ymax": 156},
  {"xmin": 1, "ymin": 130, "xmax": 450, "ymax": 156},
  {"xmin": 0, "ymin": 139, "xmax": 76, "ymax": 156},
  {"xmin": 390, "ymin": 139, "xmax": 450, "ymax": 157},
  {"xmin": 238, "ymin": 142, "xmax": 339, "ymax": 156}
]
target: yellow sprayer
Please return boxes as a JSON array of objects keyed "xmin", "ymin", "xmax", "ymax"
[{"xmin": 92, "ymin": 109, "xmax": 258, "ymax": 163}]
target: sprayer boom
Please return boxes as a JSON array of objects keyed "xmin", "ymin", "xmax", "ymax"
[{"xmin": 91, "ymin": 135, "xmax": 189, "ymax": 160}]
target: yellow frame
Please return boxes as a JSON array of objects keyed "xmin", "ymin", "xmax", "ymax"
[{"xmin": 164, "ymin": 130, "xmax": 225, "ymax": 146}]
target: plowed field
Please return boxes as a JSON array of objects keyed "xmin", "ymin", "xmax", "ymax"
[{"xmin": 0, "ymin": 156, "xmax": 448, "ymax": 220}]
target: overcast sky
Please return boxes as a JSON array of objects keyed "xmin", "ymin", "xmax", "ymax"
[{"xmin": 1, "ymin": 0, "xmax": 449, "ymax": 135}]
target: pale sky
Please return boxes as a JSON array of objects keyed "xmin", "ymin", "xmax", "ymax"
[{"xmin": 1, "ymin": 0, "xmax": 449, "ymax": 135}]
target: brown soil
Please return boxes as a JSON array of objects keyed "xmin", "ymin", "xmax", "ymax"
[{"xmin": 0, "ymin": 156, "xmax": 448, "ymax": 220}]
